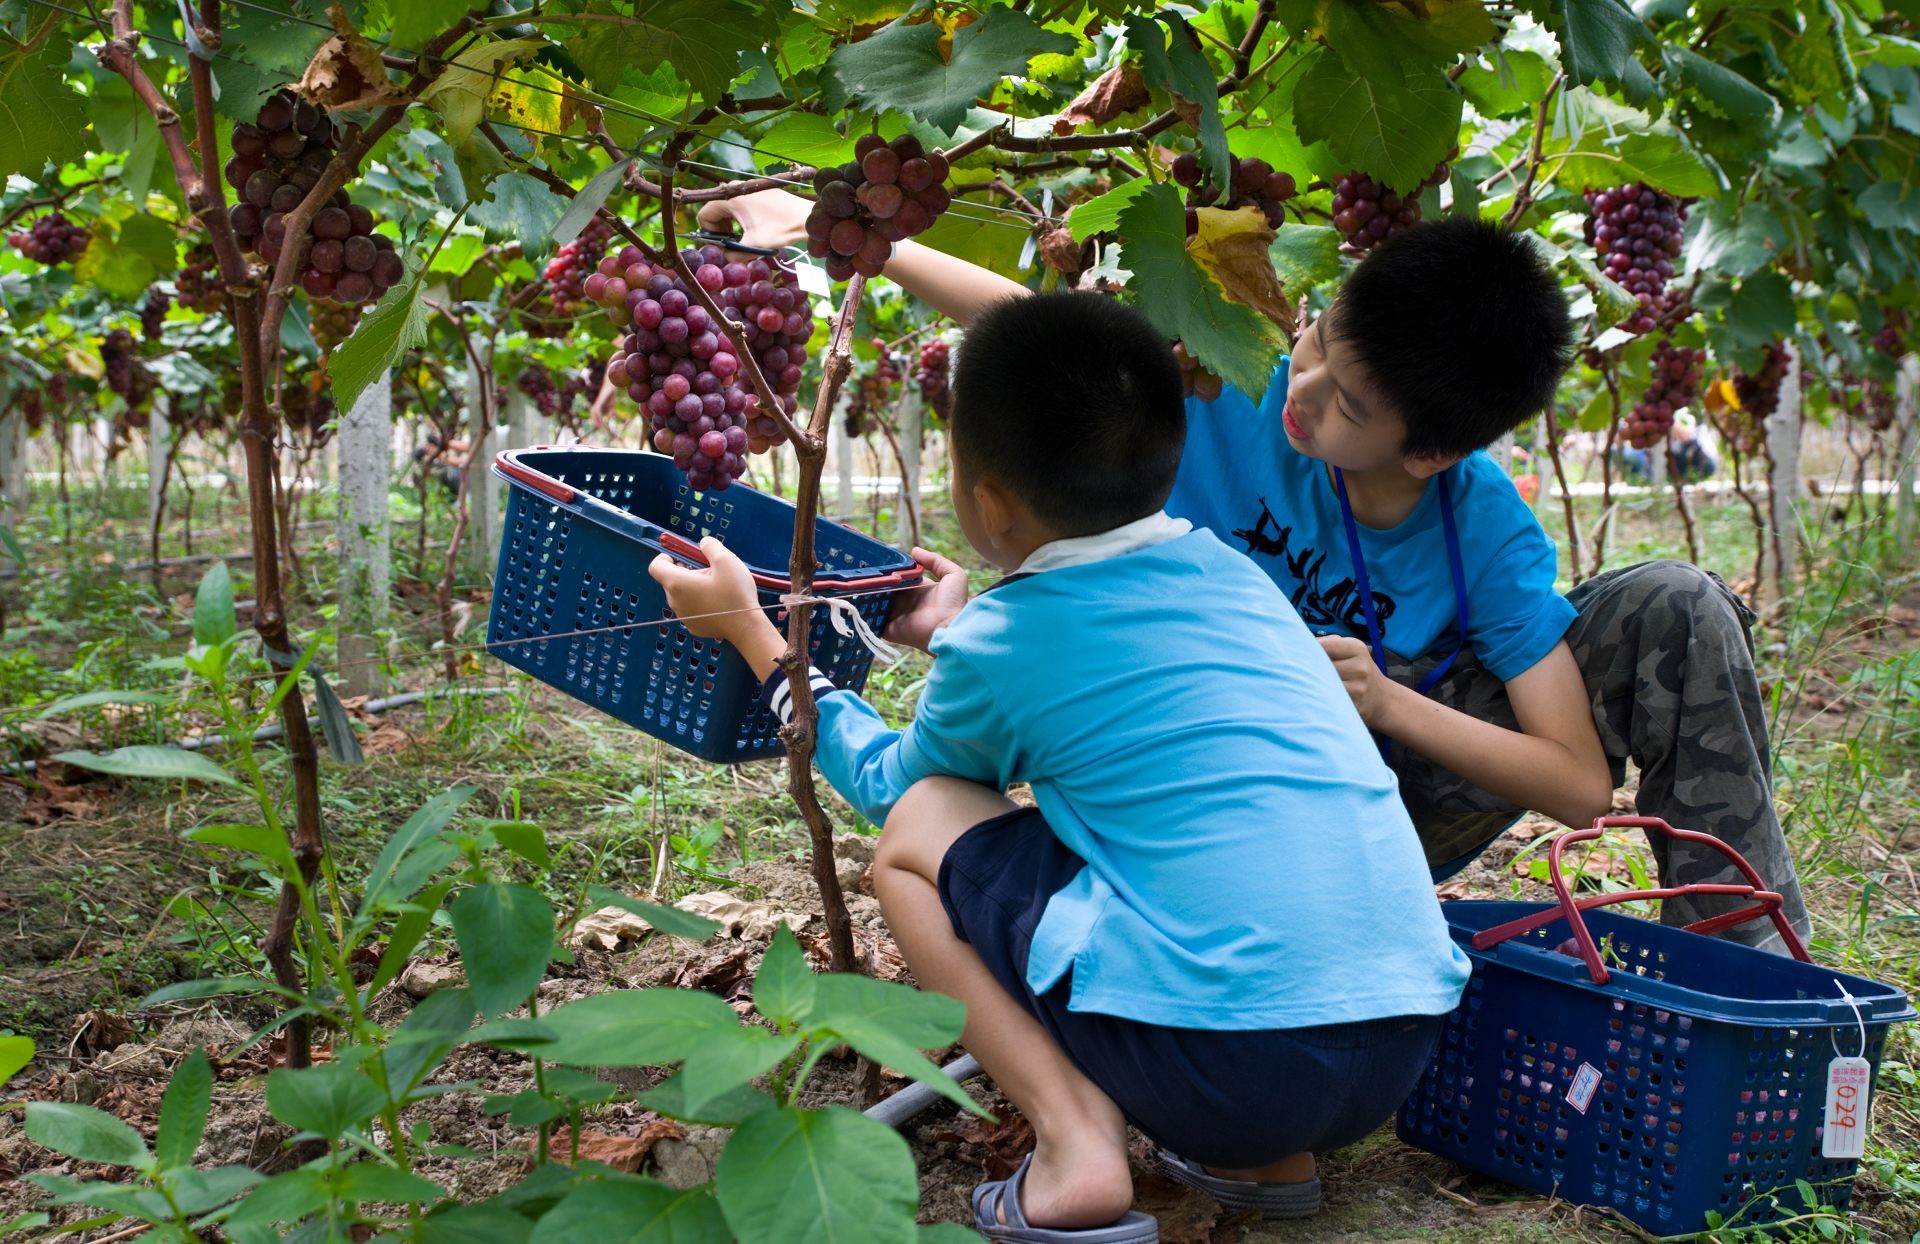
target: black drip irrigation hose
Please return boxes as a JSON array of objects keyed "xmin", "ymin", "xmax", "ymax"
[
  {"xmin": 862, "ymin": 1054, "xmax": 985, "ymax": 1128},
  {"xmin": 1, "ymin": 686, "xmax": 517, "ymax": 776}
]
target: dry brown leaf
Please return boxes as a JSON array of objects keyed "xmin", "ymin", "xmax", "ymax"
[
  {"xmin": 674, "ymin": 892, "xmax": 807, "ymax": 942},
  {"xmin": 672, "ymin": 944, "xmax": 757, "ymax": 1010},
  {"xmin": 804, "ymin": 925, "xmax": 909, "ymax": 982},
  {"xmin": 1436, "ymin": 879, "xmax": 1471, "ymax": 901},
  {"xmin": 1037, "ymin": 225, "xmax": 1086, "ymax": 276},
  {"xmin": 543, "ymin": 1120, "xmax": 685, "ymax": 1172},
  {"xmin": 1188, "ymin": 207, "xmax": 1294, "ymax": 333},
  {"xmin": 1061, "ymin": 62, "xmax": 1150, "ymax": 127},
  {"xmin": 570, "ymin": 905, "xmax": 660, "ymax": 952},
  {"xmin": 929, "ymin": 1110, "xmax": 1034, "ymax": 1180},
  {"xmin": 359, "ymin": 723, "xmax": 413, "ymax": 755},
  {"xmin": 69, "ymin": 1010, "xmax": 135, "ymax": 1059},
  {"xmin": 21, "ymin": 769, "xmax": 109, "ymax": 824},
  {"xmin": 295, "ymin": 6, "xmax": 409, "ymax": 111}
]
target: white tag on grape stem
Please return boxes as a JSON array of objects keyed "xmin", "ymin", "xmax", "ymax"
[
  {"xmin": 795, "ymin": 260, "xmax": 832, "ymax": 299},
  {"xmin": 1822, "ymin": 1056, "xmax": 1871, "ymax": 1159}
]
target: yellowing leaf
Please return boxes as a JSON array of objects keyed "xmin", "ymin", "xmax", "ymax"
[
  {"xmin": 487, "ymin": 65, "xmax": 588, "ymax": 145},
  {"xmin": 1188, "ymin": 206, "xmax": 1295, "ymax": 334},
  {"xmin": 295, "ymin": 7, "xmax": 410, "ymax": 111},
  {"xmin": 420, "ymin": 37, "xmax": 546, "ymax": 148}
]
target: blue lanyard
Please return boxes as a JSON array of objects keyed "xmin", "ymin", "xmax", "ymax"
[{"xmin": 1332, "ymin": 468, "xmax": 1468, "ymax": 761}]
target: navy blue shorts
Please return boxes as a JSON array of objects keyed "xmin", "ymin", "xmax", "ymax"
[{"xmin": 937, "ymin": 807, "xmax": 1444, "ymax": 1170}]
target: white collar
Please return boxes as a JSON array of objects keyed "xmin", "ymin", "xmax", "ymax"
[{"xmin": 1015, "ymin": 511, "xmax": 1193, "ymax": 575}]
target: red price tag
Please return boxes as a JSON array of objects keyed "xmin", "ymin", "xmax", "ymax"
[{"xmin": 1822, "ymin": 1056, "xmax": 1871, "ymax": 1159}]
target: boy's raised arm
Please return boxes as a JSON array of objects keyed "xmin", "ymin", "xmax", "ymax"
[{"xmin": 697, "ymin": 189, "xmax": 1030, "ymax": 325}]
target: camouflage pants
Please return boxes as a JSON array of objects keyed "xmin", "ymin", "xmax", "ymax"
[{"xmin": 1384, "ymin": 559, "xmax": 1811, "ymax": 953}]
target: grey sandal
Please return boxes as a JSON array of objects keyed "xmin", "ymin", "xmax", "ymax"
[
  {"xmin": 971, "ymin": 1154, "xmax": 1159, "ymax": 1243},
  {"xmin": 1153, "ymin": 1149, "xmax": 1322, "ymax": 1219}
]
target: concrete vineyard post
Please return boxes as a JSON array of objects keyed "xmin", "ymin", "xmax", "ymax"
[
  {"xmin": 1899, "ymin": 355, "xmax": 1918, "ymax": 555},
  {"xmin": 1766, "ymin": 341, "xmax": 1803, "ymax": 593},
  {"xmin": 336, "ymin": 371, "xmax": 392, "ymax": 697},
  {"xmin": 0, "ymin": 406, "xmax": 26, "ymax": 522}
]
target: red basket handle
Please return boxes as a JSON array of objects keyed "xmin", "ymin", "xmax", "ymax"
[
  {"xmin": 495, "ymin": 449, "xmax": 576, "ymax": 503},
  {"xmin": 657, "ymin": 532, "xmax": 924, "ymax": 594},
  {"xmin": 1469, "ymin": 815, "xmax": 1811, "ymax": 984}
]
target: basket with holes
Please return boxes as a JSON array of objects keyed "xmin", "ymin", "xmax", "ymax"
[
  {"xmin": 1398, "ymin": 816, "xmax": 1914, "ymax": 1235},
  {"xmin": 486, "ymin": 447, "xmax": 922, "ymax": 762}
]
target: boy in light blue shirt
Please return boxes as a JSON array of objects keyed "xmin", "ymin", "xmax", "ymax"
[{"xmin": 652, "ymin": 293, "xmax": 1469, "ymax": 1243}]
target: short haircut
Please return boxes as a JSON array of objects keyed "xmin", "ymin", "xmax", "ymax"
[
  {"xmin": 1329, "ymin": 217, "xmax": 1574, "ymax": 456},
  {"xmin": 951, "ymin": 292, "xmax": 1186, "ymax": 536}
]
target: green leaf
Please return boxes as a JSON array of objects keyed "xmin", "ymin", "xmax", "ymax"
[
  {"xmin": 804, "ymin": 974, "xmax": 985, "ymax": 1118},
  {"xmin": 751, "ymin": 924, "xmax": 816, "ymax": 1027},
  {"xmin": 339, "ymin": 1163, "xmax": 447, "ymax": 1204},
  {"xmin": 35, "ymin": 690, "xmax": 173, "ymax": 718},
  {"xmin": 918, "ymin": 1228, "xmax": 983, "ymax": 1244},
  {"xmin": 183, "ymin": 823, "xmax": 294, "ymax": 871},
  {"xmin": 266, "ymin": 1062, "xmax": 387, "ymax": 1140},
  {"xmin": 1126, "ymin": 13, "xmax": 1230, "ymax": 196},
  {"xmin": 482, "ymin": 820, "xmax": 550, "ymax": 869},
  {"xmin": 1689, "ymin": 200, "xmax": 1788, "ymax": 280},
  {"xmin": 572, "ymin": 0, "xmax": 774, "ymax": 103},
  {"xmin": 140, "ymin": 977, "xmax": 300, "ymax": 1007},
  {"xmin": 0, "ymin": 1035, "xmax": 32, "ymax": 1086},
  {"xmin": 1551, "ymin": 0, "xmax": 1657, "ymax": 106},
  {"xmin": 378, "ymin": 986, "xmax": 477, "ymax": 1098},
  {"xmin": 74, "ymin": 215, "xmax": 178, "ymax": 299},
  {"xmin": 529, "ymin": 1176, "xmax": 730, "ymax": 1244},
  {"xmin": 1268, "ymin": 225, "xmax": 1343, "ymax": 295},
  {"xmin": 634, "ymin": 1079, "xmax": 776, "ymax": 1126},
  {"xmin": 515, "ymin": 988, "xmax": 746, "ymax": 1065},
  {"xmin": 1115, "ymin": 184, "xmax": 1285, "ymax": 399},
  {"xmin": 54, "ymin": 745, "xmax": 238, "ymax": 786},
  {"xmin": 1293, "ymin": 47, "xmax": 1462, "ymax": 195},
  {"xmin": 715, "ymin": 1107, "xmax": 919, "ymax": 1244},
  {"xmin": 757, "ymin": 114, "xmax": 856, "ymax": 170},
  {"xmin": 155, "ymin": 1048, "xmax": 212, "ymax": 1171},
  {"xmin": 1858, "ymin": 183, "xmax": 1920, "ymax": 235},
  {"xmin": 367, "ymin": 880, "xmax": 456, "ymax": 1000},
  {"xmin": 1322, "ymin": 0, "xmax": 1496, "ymax": 81},
  {"xmin": 1665, "ymin": 48, "xmax": 1780, "ymax": 126},
  {"xmin": 168, "ymin": 1164, "xmax": 260, "ymax": 1215},
  {"xmin": 823, "ymin": 8, "xmax": 1074, "ymax": 135},
  {"xmin": 450, "ymin": 883, "xmax": 556, "ymax": 1017},
  {"xmin": 1723, "ymin": 271, "xmax": 1796, "ymax": 348},
  {"xmin": 551, "ymin": 159, "xmax": 632, "ymax": 247},
  {"xmin": 419, "ymin": 1204, "xmax": 536, "ymax": 1244},
  {"xmin": 470, "ymin": 172, "xmax": 570, "ymax": 257},
  {"xmin": 369, "ymin": 0, "xmax": 479, "ymax": 51},
  {"xmin": 25, "ymin": 1102, "xmax": 152, "ymax": 1169},
  {"xmin": 226, "ymin": 1168, "xmax": 330, "ymax": 1230},
  {"xmin": 1541, "ymin": 118, "xmax": 1720, "ymax": 199},
  {"xmin": 1068, "ymin": 177, "xmax": 1153, "ymax": 244},
  {"xmin": 0, "ymin": 42, "xmax": 88, "ymax": 178},
  {"xmin": 1459, "ymin": 48, "xmax": 1556, "ymax": 118},
  {"xmin": 585, "ymin": 885, "xmax": 722, "ymax": 941},
  {"xmin": 365, "ymin": 786, "xmax": 479, "ymax": 906},
  {"xmin": 420, "ymin": 37, "xmax": 545, "ymax": 149},
  {"xmin": 194, "ymin": 560, "xmax": 237, "ymax": 647},
  {"xmin": 329, "ymin": 262, "xmax": 429, "ymax": 413}
]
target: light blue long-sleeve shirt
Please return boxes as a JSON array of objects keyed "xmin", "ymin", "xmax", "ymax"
[{"xmin": 790, "ymin": 528, "xmax": 1470, "ymax": 1031}]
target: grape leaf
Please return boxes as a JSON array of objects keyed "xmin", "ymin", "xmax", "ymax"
[
  {"xmin": 913, "ymin": 192, "xmax": 1030, "ymax": 278},
  {"xmin": 1663, "ymin": 48, "xmax": 1781, "ymax": 126},
  {"xmin": 759, "ymin": 113, "xmax": 857, "ymax": 170},
  {"xmin": 469, "ymin": 172, "xmax": 569, "ymax": 256},
  {"xmin": 489, "ymin": 65, "xmax": 589, "ymax": 151},
  {"xmin": 330, "ymin": 264, "xmax": 427, "ymax": 412},
  {"xmin": 1550, "ymin": 0, "xmax": 1657, "ymax": 106},
  {"xmin": 1116, "ymin": 184, "xmax": 1285, "ymax": 399},
  {"xmin": 1856, "ymin": 182, "xmax": 1920, "ymax": 234},
  {"xmin": 1542, "ymin": 127, "xmax": 1720, "ymax": 198},
  {"xmin": 74, "ymin": 215, "xmax": 177, "ymax": 299},
  {"xmin": 1723, "ymin": 271, "xmax": 1795, "ymax": 347},
  {"xmin": 1068, "ymin": 178, "xmax": 1153, "ymax": 243},
  {"xmin": 419, "ymin": 37, "xmax": 546, "ymax": 149},
  {"xmin": 1459, "ymin": 48, "xmax": 1556, "ymax": 118},
  {"xmin": 823, "ymin": 8, "xmax": 1074, "ymax": 135},
  {"xmin": 571, "ymin": 0, "xmax": 774, "ymax": 104},
  {"xmin": 1293, "ymin": 47, "xmax": 1462, "ymax": 195},
  {"xmin": 1322, "ymin": 0, "xmax": 1495, "ymax": 81},
  {"xmin": 1189, "ymin": 207, "xmax": 1294, "ymax": 333},
  {"xmin": 1688, "ymin": 199, "xmax": 1789, "ymax": 279},
  {"xmin": 1267, "ymin": 225, "xmax": 1344, "ymax": 295},
  {"xmin": 367, "ymin": 0, "xmax": 479, "ymax": 51},
  {"xmin": 1124, "ymin": 13, "xmax": 1230, "ymax": 196},
  {"xmin": 0, "ymin": 42, "xmax": 89, "ymax": 178}
]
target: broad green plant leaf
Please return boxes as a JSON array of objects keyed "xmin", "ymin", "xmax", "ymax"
[
  {"xmin": 1125, "ymin": 13, "xmax": 1230, "ymax": 195},
  {"xmin": 0, "ymin": 1035, "xmax": 33, "ymax": 1086},
  {"xmin": 758, "ymin": 114, "xmax": 857, "ymax": 170},
  {"xmin": 750, "ymin": 924, "xmax": 816, "ymax": 1027},
  {"xmin": 634, "ymin": 1078, "xmax": 776, "ymax": 1126},
  {"xmin": 823, "ymin": 9, "xmax": 1074, "ymax": 134},
  {"xmin": 1664, "ymin": 48, "xmax": 1780, "ymax": 126},
  {"xmin": 183, "ymin": 823, "xmax": 293, "ymax": 872},
  {"xmin": 1321, "ymin": 0, "xmax": 1496, "ymax": 81},
  {"xmin": 551, "ymin": 159, "xmax": 633, "ymax": 246},
  {"xmin": 1068, "ymin": 176, "xmax": 1154, "ymax": 244},
  {"xmin": 339, "ymin": 1163, "xmax": 446, "ymax": 1204},
  {"xmin": 266, "ymin": 1062, "xmax": 387, "ymax": 1140},
  {"xmin": 367, "ymin": 0, "xmax": 477, "ymax": 51},
  {"xmin": 805, "ymin": 974, "xmax": 985, "ymax": 1117},
  {"xmin": 0, "ymin": 42, "xmax": 89, "ymax": 178},
  {"xmin": 585, "ymin": 885, "xmax": 722, "ymax": 941},
  {"xmin": 196, "ymin": 561, "xmax": 237, "ymax": 647},
  {"xmin": 35, "ymin": 690, "xmax": 173, "ymax": 718},
  {"xmin": 1115, "ymin": 184, "xmax": 1285, "ymax": 399},
  {"xmin": 508, "ymin": 988, "xmax": 748, "ymax": 1064},
  {"xmin": 420, "ymin": 37, "xmax": 545, "ymax": 149},
  {"xmin": 715, "ymin": 1107, "xmax": 919, "ymax": 1244},
  {"xmin": 74, "ymin": 215, "xmax": 178, "ymax": 300},
  {"xmin": 330, "ymin": 261, "xmax": 429, "ymax": 412},
  {"xmin": 1723, "ymin": 271, "xmax": 1796, "ymax": 348},
  {"xmin": 528, "ymin": 1176, "xmax": 729, "ymax": 1243},
  {"xmin": 1551, "ymin": 0, "xmax": 1657, "ymax": 106},
  {"xmin": 155, "ymin": 1048, "xmax": 213, "ymax": 1170},
  {"xmin": 1858, "ymin": 183, "xmax": 1920, "ymax": 234},
  {"xmin": 367, "ymin": 879, "xmax": 457, "ymax": 999},
  {"xmin": 483, "ymin": 819, "xmax": 549, "ymax": 869},
  {"xmin": 378, "ymin": 987, "xmax": 478, "ymax": 1099},
  {"xmin": 450, "ymin": 882, "xmax": 556, "ymax": 1017},
  {"xmin": 1293, "ymin": 47, "xmax": 1462, "ymax": 195},
  {"xmin": 1268, "ymin": 225, "xmax": 1344, "ymax": 294},
  {"xmin": 54, "ymin": 745, "xmax": 238, "ymax": 786},
  {"xmin": 1459, "ymin": 48, "xmax": 1556, "ymax": 118},
  {"xmin": 418, "ymin": 1203, "xmax": 537, "ymax": 1244},
  {"xmin": 571, "ymin": 0, "xmax": 775, "ymax": 103},
  {"xmin": 364, "ymin": 786, "xmax": 479, "ymax": 906},
  {"xmin": 25, "ymin": 1102, "xmax": 152, "ymax": 1169},
  {"xmin": 920, "ymin": 1228, "xmax": 984, "ymax": 1244},
  {"xmin": 470, "ymin": 172, "xmax": 570, "ymax": 257},
  {"xmin": 226, "ymin": 1167, "xmax": 330, "ymax": 1230}
]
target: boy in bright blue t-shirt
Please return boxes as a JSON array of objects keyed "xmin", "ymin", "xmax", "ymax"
[{"xmin": 652, "ymin": 293, "xmax": 1470, "ymax": 1243}]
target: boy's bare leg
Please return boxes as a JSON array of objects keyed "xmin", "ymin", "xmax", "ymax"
[{"xmin": 876, "ymin": 777, "xmax": 1135, "ymax": 1228}]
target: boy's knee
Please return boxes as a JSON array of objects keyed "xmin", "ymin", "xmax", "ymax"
[{"xmin": 878, "ymin": 778, "xmax": 1013, "ymax": 878}]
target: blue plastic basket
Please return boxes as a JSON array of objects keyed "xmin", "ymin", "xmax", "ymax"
[
  {"xmin": 1398, "ymin": 817, "xmax": 1915, "ymax": 1236},
  {"xmin": 485, "ymin": 447, "xmax": 921, "ymax": 762}
]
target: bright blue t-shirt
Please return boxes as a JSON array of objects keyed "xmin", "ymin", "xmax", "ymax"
[
  {"xmin": 797, "ymin": 529, "xmax": 1471, "ymax": 1031},
  {"xmin": 1168, "ymin": 358, "xmax": 1576, "ymax": 681}
]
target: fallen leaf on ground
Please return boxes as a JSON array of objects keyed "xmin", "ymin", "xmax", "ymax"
[
  {"xmin": 571, "ymin": 905, "xmax": 660, "ymax": 952},
  {"xmin": 674, "ymin": 892, "xmax": 807, "ymax": 942},
  {"xmin": 929, "ymin": 1110, "xmax": 1035, "ymax": 1181},
  {"xmin": 541, "ymin": 1120, "xmax": 684, "ymax": 1172},
  {"xmin": 69, "ymin": 1009, "xmax": 135, "ymax": 1058},
  {"xmin": 671, "ymin": 943, "xmax": 757, "ymax": 1010},
  {"xmin": 804, "ymin": 926, "xmax": 909, "ymax": 982}
]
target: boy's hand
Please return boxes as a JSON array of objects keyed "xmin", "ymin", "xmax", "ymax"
[
  {"xmin": 1319, "ymin": 636, "xmax": 1397, "ymax": 729},
  {"xmin": 648, "ymin": 538, "xmax": 782, "ymax": 675},
  {"xmin": 696, "ymin": 190, "xmax": 812, "ymax": 252},
  {"xmin": 884, "ymin": 548, "xmax": 969, "ymax": 652}
]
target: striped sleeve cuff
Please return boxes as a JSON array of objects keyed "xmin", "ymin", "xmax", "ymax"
[{"xmin": 757, "ymin": 665, "xmax": 837, "ymax": 724}]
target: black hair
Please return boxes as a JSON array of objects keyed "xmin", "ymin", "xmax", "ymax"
[
  {"xmin": 1329, "ymin": 216, "xmax": 1574, "ymax": 456},
  {"xmin": 950, "ymin": 292, "xmax": 1186, "ymax": 536}
]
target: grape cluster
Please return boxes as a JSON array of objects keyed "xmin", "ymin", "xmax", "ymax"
[
  {"xmin": 1170, "ymin": 153, "xmax": 1297, "ymax": 235},
  {"xmin": 1332, "ymin": 160, "xmax": 1450, "ymax": 252},
  {"xmin": 1733, "ymin": 343, "xmax": 1789, "ymax": 425},
  {"xmin": 1583, "ymin": 184, "xmax": 1687, "ymax": 335},
  {"xmin": 8, "ymin": 212, "xmax": 89, "ymax": 264},
  {"xmin": 1624, "ymin": 340, "xmax": 1705, "ymax": 449},
  {"xmin": 1873, "ymin": 313, "xmax": 1908, "ymax": 357},
  {"xmin": 590, "ymin": 242, "xmax": 815, "ymax": 490},
  {"xmin": 310, "ymin": 301, "xmax": 362, "ymax": 354},
  {"xmin": 805, "ymin": 134, "xmax": 952, "ymax": 281},
  {"xmin": 21, "ymin": 388, "xmax": 45, "ymax": 435},
  {"xmin": 544, "ymin": 217, "xmax": 616, "ymax": 316},
  {"xmin": 916, "ymin": 339, "xmax": 951, "ymax": 421},
  {"xmin": 844, "ymin": 342, "xmax": 904, "ymax": 436},
  {"xmin": 1173, "ymin": 341, "xmax": 1223, "ymax": 402},
  {"xmin": 175, "ymin": 244, "xmax": 225, "ymax": 314},
  {"xmin": 282, "ymin": 377, "xmax": 335, "ymax": 438},
  {"xmin": 100, "ymin": 328, "xmax": 156, "ymax": 411},
  {"xmin": 224, "ymin": 90, "xmax": 403, "ymax": 304},
  {"xmin": 140, "ymin": 289, "xmax": 170, "ymax": 342},
  {"xmin": 516, "ymin": 362, "xmax": 564, "ymax": 418}
]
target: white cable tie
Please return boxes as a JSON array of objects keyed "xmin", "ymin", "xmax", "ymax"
[
  {"xmin": 1831, "ymin": 978, "xmax": 1869, "ymax": 1059},
  {"xmin": 780, "ymin": 593, "xmax": 901, "ymax": 666}
]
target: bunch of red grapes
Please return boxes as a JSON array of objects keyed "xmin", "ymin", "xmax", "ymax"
[
  {"xmin": 1583, "ymin": 184, "xmax": 1687, "ymax": 335},
  {"xmin": 844, "ymin": 341, "xmax": 904, "ymax": 436},
  {"xmin": 1173, "ymin": 340, "xmax": 1223, "ymax": 402},
  {"xmin": 1733, "ymin": 342, "xmax": 1790, "ymax": 423},
  {"xmin": 805, "ymin": 134, "xmax": 952, "ymax": 281},
  {"xmin": 516, "ymin": 362, "xmax": 564, "ymax": 418},
  {"xmin": 1873, "ymin": 313, "xmax": 1908, "ymax": 357},
  {"xmin": 21, "ymin": 388, "xmax": 45, "ymax": 434},
  {"xmin": 1170, "ymin": 152, "xmax": 1296, "ymax": 234},
  {"xmin": 175, "ymin": 244, "xmax": 225, "ymax": 313},
  {"xmin": 100, "ymin": 328, "xmax": 156, "ymax": 411},
  {"xmin": 589, "ymin": 241, "xmax": 815, "ymax": 490},
  {"xmin": 916, "ymin": 339, "xmax": 951, "ymax": 420},
  {"xmin": 310, "ymin": 301, "xmax": 362, "ymax": 354},
  {"xmin": 544, "ymin": 216, "xmax": 616, "ymax": 316},
  {"xmin": 1332, "ymin": 159, "xmax": 1450, "ymax": 252},
  {"xmin": 225, "ymin": 90, "xmax": 403, "ymax": 304},
  {"xmin": 1623, "ymin": 340, "xmax": 1705, "ymax": 449},
  {"xmin": 8, "ymin": 212, "xmax": 89, "ymax": 264},
  {"xmin": 140, "ymin": 289, "xmax": 170, "ymax": 342}
]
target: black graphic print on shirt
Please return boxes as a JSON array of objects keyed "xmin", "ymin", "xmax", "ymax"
[{"xmin": 1231, "ymin": 497, "xmax": 1395, "ymax": 639}]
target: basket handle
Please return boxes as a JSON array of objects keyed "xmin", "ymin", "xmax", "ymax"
[
  {"xmin": 657, "ymin": 530, "xmax": 924, "ymax": 593},
  {"xmin": 494, "ymin": 448, "xmax": 576, "ymax": 503},
  {"xmin": 1469, "ymin": 816, "xmax": 1811, "ymax": 984}
]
